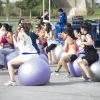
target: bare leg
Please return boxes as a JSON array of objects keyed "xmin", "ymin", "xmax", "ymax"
[
  {"xmin": 78, "ymin": 59, "xmax": 91, "ymax": 78},
  {"xmin": 7, "ymin": 56, "xmax": 23, "ymax": 81},
  {"xmin": 55, "ymin": 60, "xmax": 62, "ymax": 71},
  {"xmin": 77, "ymin": 59, "xmax": 83, "ymax": 70},
  {"xmin": 48, "ymin": 52, "xmax": 52, "ymax": 62},
  {"xmin": 55, "ymin": 55, "xmax": 71, "ymax": 73}
]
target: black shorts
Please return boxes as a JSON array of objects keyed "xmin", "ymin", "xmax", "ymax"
[
  {"xmin": 82, "ymin": 53, "xmax": 99, "ymax": 66},
  {"xmin": 68, "ymin": 54, "xmax": 77, "ymax": 62}
]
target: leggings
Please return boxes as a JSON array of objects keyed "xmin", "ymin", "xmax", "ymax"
[{"xmin": 46, "ymin": 44, "xmax": 57, "ymax": 53}]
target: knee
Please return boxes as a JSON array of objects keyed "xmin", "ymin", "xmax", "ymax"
[
  {"xmin": 77, "ymin": 59, "xmax": 82, "ymax": 65},
  {"xmin": 7, "ymin": 61, "xmax": 12, "ymax": 67},
  {"xmin": 58, "ymin": 59, "xmax": 63, "ymax": 65}
]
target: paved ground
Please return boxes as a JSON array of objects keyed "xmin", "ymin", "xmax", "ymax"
[{"xmin": 0, "ymin": 64, "xmax": 100, "ymax": 100}]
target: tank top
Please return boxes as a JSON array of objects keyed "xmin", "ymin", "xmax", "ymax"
[
  {"xmin": 66, "ymin": 40, "xmax": 77, "ymax": 54},
  {"xmin": 17, "ymin": 32, "xmax": 37, "ymax": 54},
  {"xmin": 84, "ymin": 34, "xmax": 97, "ymax": 55},
  {"xmin": 1, "ymin": 32, "xmax": 14, "ymax": 49},
  {"xmin": 45, "ymin": 31, "xmax": 57, "ymax": 46},
  {"xmin": 36, "ymin": 30, "xmax": 47, "ymax": 43}
]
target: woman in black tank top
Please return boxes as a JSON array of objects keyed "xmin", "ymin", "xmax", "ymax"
[{"xmin": 77, "ymin": 22, "xmax": 99, "ymax": 82}]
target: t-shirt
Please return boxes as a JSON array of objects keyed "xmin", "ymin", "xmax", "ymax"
[{"xmin": 17, "ymin": 32, "xmax": 37, "ymax": 54}]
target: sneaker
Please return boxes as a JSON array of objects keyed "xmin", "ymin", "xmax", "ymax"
[
  {"xmin": 14, "ymin": 70, "xmax": 18, "ymax": 75},
  {"xmin": 4, "ymin": 80, "xmax": 16, "ymax": 86},
  {"xmin": 1, "ymin": 67, "xmax": 6, "ymax": 70},
  {"xmin": 64, "ymin": 73, "xmax": 73, "ymax": 78},
  {"xmin": 83, "ymin": 78, "xmax": 94, "ymax": 82},
  {"xmin": 78, "ymin": 76, "xmax": 85, "ymax": 80},
  {"xmin": 49, "ymin": 62, "xmax": 53, "ymax": 65},
  {"xmin": 51, "ymin": 71, "xmax": 60, "ymax": 76}
]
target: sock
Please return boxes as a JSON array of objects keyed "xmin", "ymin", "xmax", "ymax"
[{"xmin": 12, "ymin": 80, "xmax": 16, "ymax": 82}]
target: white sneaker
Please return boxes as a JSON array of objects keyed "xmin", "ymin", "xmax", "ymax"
[
  {"xmin": 4, "ymin": 80, "xmax": 16, "ymax": 86},
  {"xmin": 78, "ymin": 76, "xmax": 85, "ymax": 80},
  {"xmin": 49, "ymin": 62, "xmax": 53, "ymax": 65},
  {"xmin": 51, "ymin": 71, "xmax": 60, "ymax": 76},
  {"xmin": 1, "ymin": 67, "xmax": 6, "ymax": 70}
]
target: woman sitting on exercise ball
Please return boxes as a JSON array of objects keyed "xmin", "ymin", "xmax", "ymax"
[{"xmin": 77, "ymin": 22, "xmax": 99, "ymax": 82}]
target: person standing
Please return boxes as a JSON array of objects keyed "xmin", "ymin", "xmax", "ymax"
[{"xmin": 57, "ymin": 8, "xmax": 67, "ymax": 28}]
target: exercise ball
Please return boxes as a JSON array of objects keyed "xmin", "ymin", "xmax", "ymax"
[
  {"xmin": 68, "ymin": 54, "xmax": 85, "ymax": 77},
  {"xmin": 67, "ymin": 62, "xmax": 77, "ymax": 76},
  {"xmin": 18, "ymin": 59, "xmax": 51, "ymax": 86},
  {"xmin": 72, "ymin": 54, "xmax": 85, "ymax": 77},
  {"xmin": 39, "ymin": 54, "xmax": 49, "ymax": 64},
  {"xmin": 5, "ymin": 49, "xmax": 19, "ymax": 69},
  {"xmin": 58, "ymin": 51, "xmax": 68, "ymax": 61},
  {"xmin": 6, "ymin": 49, "xmax": 19, "ymax": 61},
  {"xmin": 38, "ymin": 44, "xmax": 42, "ymax": 53},
  {"xmin": 52, "ymin": 45, "xmax": 62, "ymax": 62},
  {"xmin": 90, "ymin": 60, "xmax": 100, "ymax": 82}
]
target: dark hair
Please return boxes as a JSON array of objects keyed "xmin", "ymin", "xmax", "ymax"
[
  {"xmin": 18, "ymin": 18, "xmax": 24, "ymax": 25},
  {"xmin": 74, "ymin": 28, "xmax": 81, "ymax": 33},
  {"xmin": 41, "ymin": 22, "xmax": 45, "ymax": 26},
  {"xmin": 80, "ymin": 22, "xmax": 91, "ymax": 32},
  {"xmin": 36, "ymin": 16, "xmax": 41, "ymax": 20},
  {"xmin": 64, "ymin": 28, "xmax": 75, "ymax": 39},
  {"xmin": 0, "ymin": 23, "xmax": 2, "ymax": 28},
  {"xmin": 45, "ymin": 22, "xmax": 52, "ymax": 33},
  {"xmin": 35, "ymin": 24, "xmax": 41, "ymax": 29},
  {"xmin": 65, "ymin": 23, "xmax": 71, "ymax": 27},
  {"xmin": 2, "ymin": 23, "xmax": 12, "ymax": 32},
  {"xmin": 21, "ymin": 23, "xmax": 32, "ymax": 35},
  {"xmin": 36, "ymin": 16, "xmax": 43, "ymax": 23},
  {"xmin": 58, "ymin": 8, "xmax": 63, "ymax": 12},
  {"xmin": 45, "ymin": 10, "xmax": 48, "ymax": 12}
]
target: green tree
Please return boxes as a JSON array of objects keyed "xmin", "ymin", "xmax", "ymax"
[
  {"xmin": 6, "ymin": 0, "xmax": 10, "ymax": 18},
  {"xmin": 16, "ymin": 0, "xmax": 39, "ymax": 20},
  {"xmin": 15, "ymin": 1, "xmax": 25, "ymax": 17}
]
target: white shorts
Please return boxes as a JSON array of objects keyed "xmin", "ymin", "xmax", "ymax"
[{"xmin": 18, "ymin": 54, "xmax": 39, "ymax": 62}]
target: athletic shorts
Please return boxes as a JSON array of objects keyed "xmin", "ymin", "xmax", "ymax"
[
  {"xmin": 68, "ymin": 54, "xmax": 77, "ymax": 62},
  {"xmin": 82, "ymin": 53, "xmax": 99, "ymax": 66}
]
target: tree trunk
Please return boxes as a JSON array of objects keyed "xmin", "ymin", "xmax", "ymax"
[
  {"xmin": 19, "ymin": 9, "xmax": 22, "ymax": 18},
  {"xmin": 30, "ymin": 10, "xmax": 31, "ymax": 21}
]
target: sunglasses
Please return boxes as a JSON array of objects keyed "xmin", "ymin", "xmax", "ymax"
[{"xmin": 35, "ymin": 26, "xmax": 39, "ymax": 28}]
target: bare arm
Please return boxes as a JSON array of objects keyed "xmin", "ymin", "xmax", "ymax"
[
  {"xmin": 5, "ymin": 32, "xmax": 13, "ymax": 44},
  {"xmin": 19, "ymin": 34, "xmax": 26, "ymax": 46},
  {"xmin": 60, "ymin": 39, "xmax": 68, "ymax": 52},
  {"xmin": 48, "ymin": 31, "xmax": 53, "ymax": 40},
  {"xmin": 82, "ymin": 34, "xmax": 94, "ymax": 45},
  {"xmin": 38, "ymin": 37, "xmax": 45, "ymax": 52}
]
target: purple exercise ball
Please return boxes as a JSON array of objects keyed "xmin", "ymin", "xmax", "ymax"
[
  {"xmin": 68, "ymin": 54, "xmax": 85, "ymax": 77},
  {"xmin": 39, "ymin": 54, "xmax": 49, "ymax": 64},
  {"xmin": 18, "ymin": 59, "xmax": 51, "ymax": 86},
  {"xmin": 5, "ymin": 49, "xmax": 19, "ymax": 69}
]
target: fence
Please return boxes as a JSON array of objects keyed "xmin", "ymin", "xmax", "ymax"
[{"xmin": 0, "ymin": 20, "xmax": 57, "ymax": 31}]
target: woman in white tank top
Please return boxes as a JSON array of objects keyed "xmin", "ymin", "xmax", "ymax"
[
  {"xmin": 4, "ymin": 23, "xmax": 39, "ymax": 86},
  {"xmin": 43, "ymin": 22, "xmax": 57, "ymax": 65}
]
